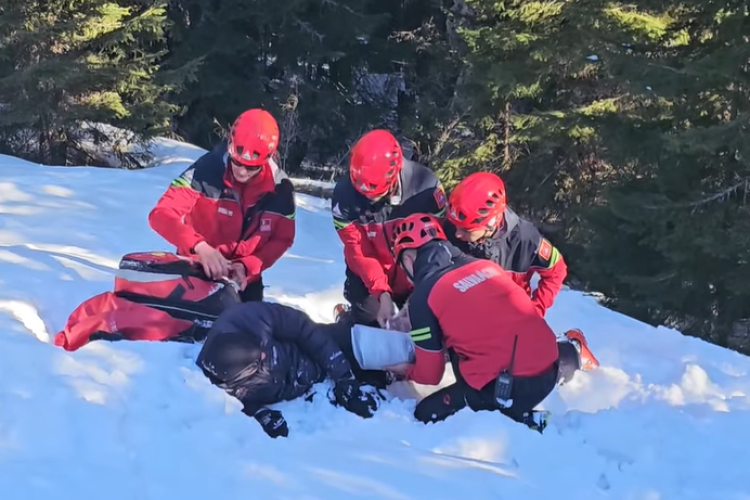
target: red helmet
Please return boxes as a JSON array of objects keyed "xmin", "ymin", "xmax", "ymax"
[
  {"xmin": 227, "ymin": 108, "xmax": 279, "ymax": 167},
  {"xmin": 447, "ymin": 172, "xmax": 507, "ymax": 231},
  {"xmin": 392, "ymin": 213, "xmax": 446, "ymax": 259},
  {"xmin": 349, "ymin": 129, "xmax": 403, "ymax": 198}
]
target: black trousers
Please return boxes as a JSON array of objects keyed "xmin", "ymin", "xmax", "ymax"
[
  {"xmin": 239, "ymin": 276, "xmax": 265, "ymax": 302},
  {"xmin": 343, "ymin": 268, "xmax": 408, "ymax": 327},
  {"xmin": 414, "ymin": 350, "xmax": 560, "ymax": 425},
  {"xmin": 556, "ymin": 339, "xmax": 581, "ymax": 385}
]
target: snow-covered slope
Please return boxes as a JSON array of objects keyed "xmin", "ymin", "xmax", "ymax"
[{"xmin": 0, "ymin": 142, "xmax": 748, "ymax": 500}]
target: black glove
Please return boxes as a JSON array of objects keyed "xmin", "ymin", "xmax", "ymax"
[
  {"xmin": 254, "ymin": 407, "xmax": 289, "ymax": 438},
  {"xmin": 330, "ymin": 377, "xmax": 384, "ymax": 418}
]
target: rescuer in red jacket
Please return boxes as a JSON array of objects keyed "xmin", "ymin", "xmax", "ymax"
[
  {"xmin": 148, "ymin": 108, "xmax": 296, "ymax": 302},
  {"xmin": 386, "ymin": 213, "xmax": 598, "ymax": 429},
  {"xmin": 331, "ymin": 129, "xmax": 447, "ymax": 327},
  {"xmin": 443, "ymin": 172, "xmax": 567, "ymax": 317}
]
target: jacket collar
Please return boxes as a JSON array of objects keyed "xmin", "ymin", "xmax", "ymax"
[
  {"xmin": 489, "ymin": 206, "xmax": 520, "ymax": 241},
  {"xmin": 412, "ymin": 240, "xmax": 464, "ymax": 283}
]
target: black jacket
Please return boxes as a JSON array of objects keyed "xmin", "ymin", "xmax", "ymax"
[{"xmin": 196, "ymin": 302, "xmax": 352, "ymax": 415}]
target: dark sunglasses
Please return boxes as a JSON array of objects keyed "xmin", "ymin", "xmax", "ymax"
[{"xmin": 230, "ymin": 159, "xmax": 263, "ymax": 172}]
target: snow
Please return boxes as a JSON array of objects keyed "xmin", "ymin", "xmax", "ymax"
[
  {"xmin": 0, "ymin": 139, "xmax": 749, "ymax": 500},
  {"xmin": 291, "ymin": 177, "xmax": 337, "ymax": 189}
]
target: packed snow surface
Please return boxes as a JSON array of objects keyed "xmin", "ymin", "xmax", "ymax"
[{"xmin": 0, "ymin": 140, "xmax": 748, "ymax": 500}]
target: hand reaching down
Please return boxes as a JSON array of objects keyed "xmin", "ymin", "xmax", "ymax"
[
  {"xmin": 229, "ymin": 262, "xmax": 248, "ymax": 291},
  {"xmin": 254, "ymin": 407, "xmax": 289, "ymax": 438},
  {"xmin": 387, "ymin": 306, "xmax": 411, "ymax": 332},
  {"xmin": 376, "ymin": 292, "xmax": 395, "ymax": 328},
  {"xmin": 193, "ymin": 241, "xmax": 231, "ymax": 280}
]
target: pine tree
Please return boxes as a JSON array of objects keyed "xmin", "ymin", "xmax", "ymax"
[
  {"xmin": 0, "ymin": 0, "xmax": 190, "ymax": 167},
  {"xmin": 381, "ymin": 0, "xmax": 463, "ymax": 161},
  {"xmin": 580, "ymin": 1, "xmax": 750, "ymax": 351},
  {"xmin": 167, "ymin": 0, "xmax": 396, "ymax": 175},
  {"xmin": 401, "ymin": 0, "xmax": 632, "ymax": 266}
]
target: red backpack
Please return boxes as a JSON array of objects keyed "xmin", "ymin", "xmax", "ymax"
[{"xmin": 54, "ymin": 251, "xmax": 241, "ymax": 351}]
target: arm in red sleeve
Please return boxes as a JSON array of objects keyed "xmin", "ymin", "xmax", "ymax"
[
  {"xmin": 148, "ymin": 176, "xmax": 204, "ymax": 253},
  {"xmin": 405, "ymin": 287, "xmax": 445, "ymax": 386},
  {"xmin": 527, "ymin": 238, "xmax": 567, "ymax": 316},
  {"xmin": 332, "ymin": 189, "xmax": 391, "ymax": 296},
  {"xmin": 336, "ymin": 224, "xmax": 391, "ymax": 296}
]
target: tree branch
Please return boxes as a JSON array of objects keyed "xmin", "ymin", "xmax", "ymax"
[{"xmin": 642, "ymin": 179, "xmax": 750, "ymax": 213}]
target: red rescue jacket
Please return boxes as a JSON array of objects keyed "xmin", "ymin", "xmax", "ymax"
[
  {"xmin": 405, "ymin": 241, "xmax": 559, "ymax": 390},
  {"xmin": 148, "ymin": 143, "xmax": 296, "ymax": 282},
  {"xmin": 331, "ymin": 159, "xmax": 447, "ymax": 297}
]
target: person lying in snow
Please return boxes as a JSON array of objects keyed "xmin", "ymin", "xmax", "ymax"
[
  {"xmin": 383, "ymin": 213, "xmax": 598, "ymax": 428},
  {"xmin": 196, "ymin": 301, "xmax": 384, "ymax": 438}
]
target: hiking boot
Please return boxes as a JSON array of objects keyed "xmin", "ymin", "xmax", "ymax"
[{"xmin": 564, "ymin": 329, "xmax": 600, "ymax": 371}]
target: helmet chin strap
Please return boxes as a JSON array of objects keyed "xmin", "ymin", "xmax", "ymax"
[
  {"xmin": 404, "ymin": 265, "xmax": 415, "ymax": 283},
  {"xmin": 480, "ymin": 214, "xmax": 505, "ymax": 241},
  {"xmin": 467, "ymin": 224, "xmax": 494, "ymax": 244},
  {"xmin": 368, "ymin": 182, "xmax": 397, "ymax": 203},
  {"xmin": 390, "ymin": 176, "xmax": 402, "ymax": 199},
  {"xmin": 397, "ymin": 254, "xmax": 415, "ymax": 283}
]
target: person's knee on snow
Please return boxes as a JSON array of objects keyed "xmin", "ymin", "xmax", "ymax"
[
  {"xmin": 556, "ymin": 338, "xmax": 582, "ymax": 385},
  {"xmin": 413, "ymin": 358, "xmax": 557, "ymax": 426},
  {"xmin": 414, "ymin": 383, "xmax": 469, "ymax": 423}
]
